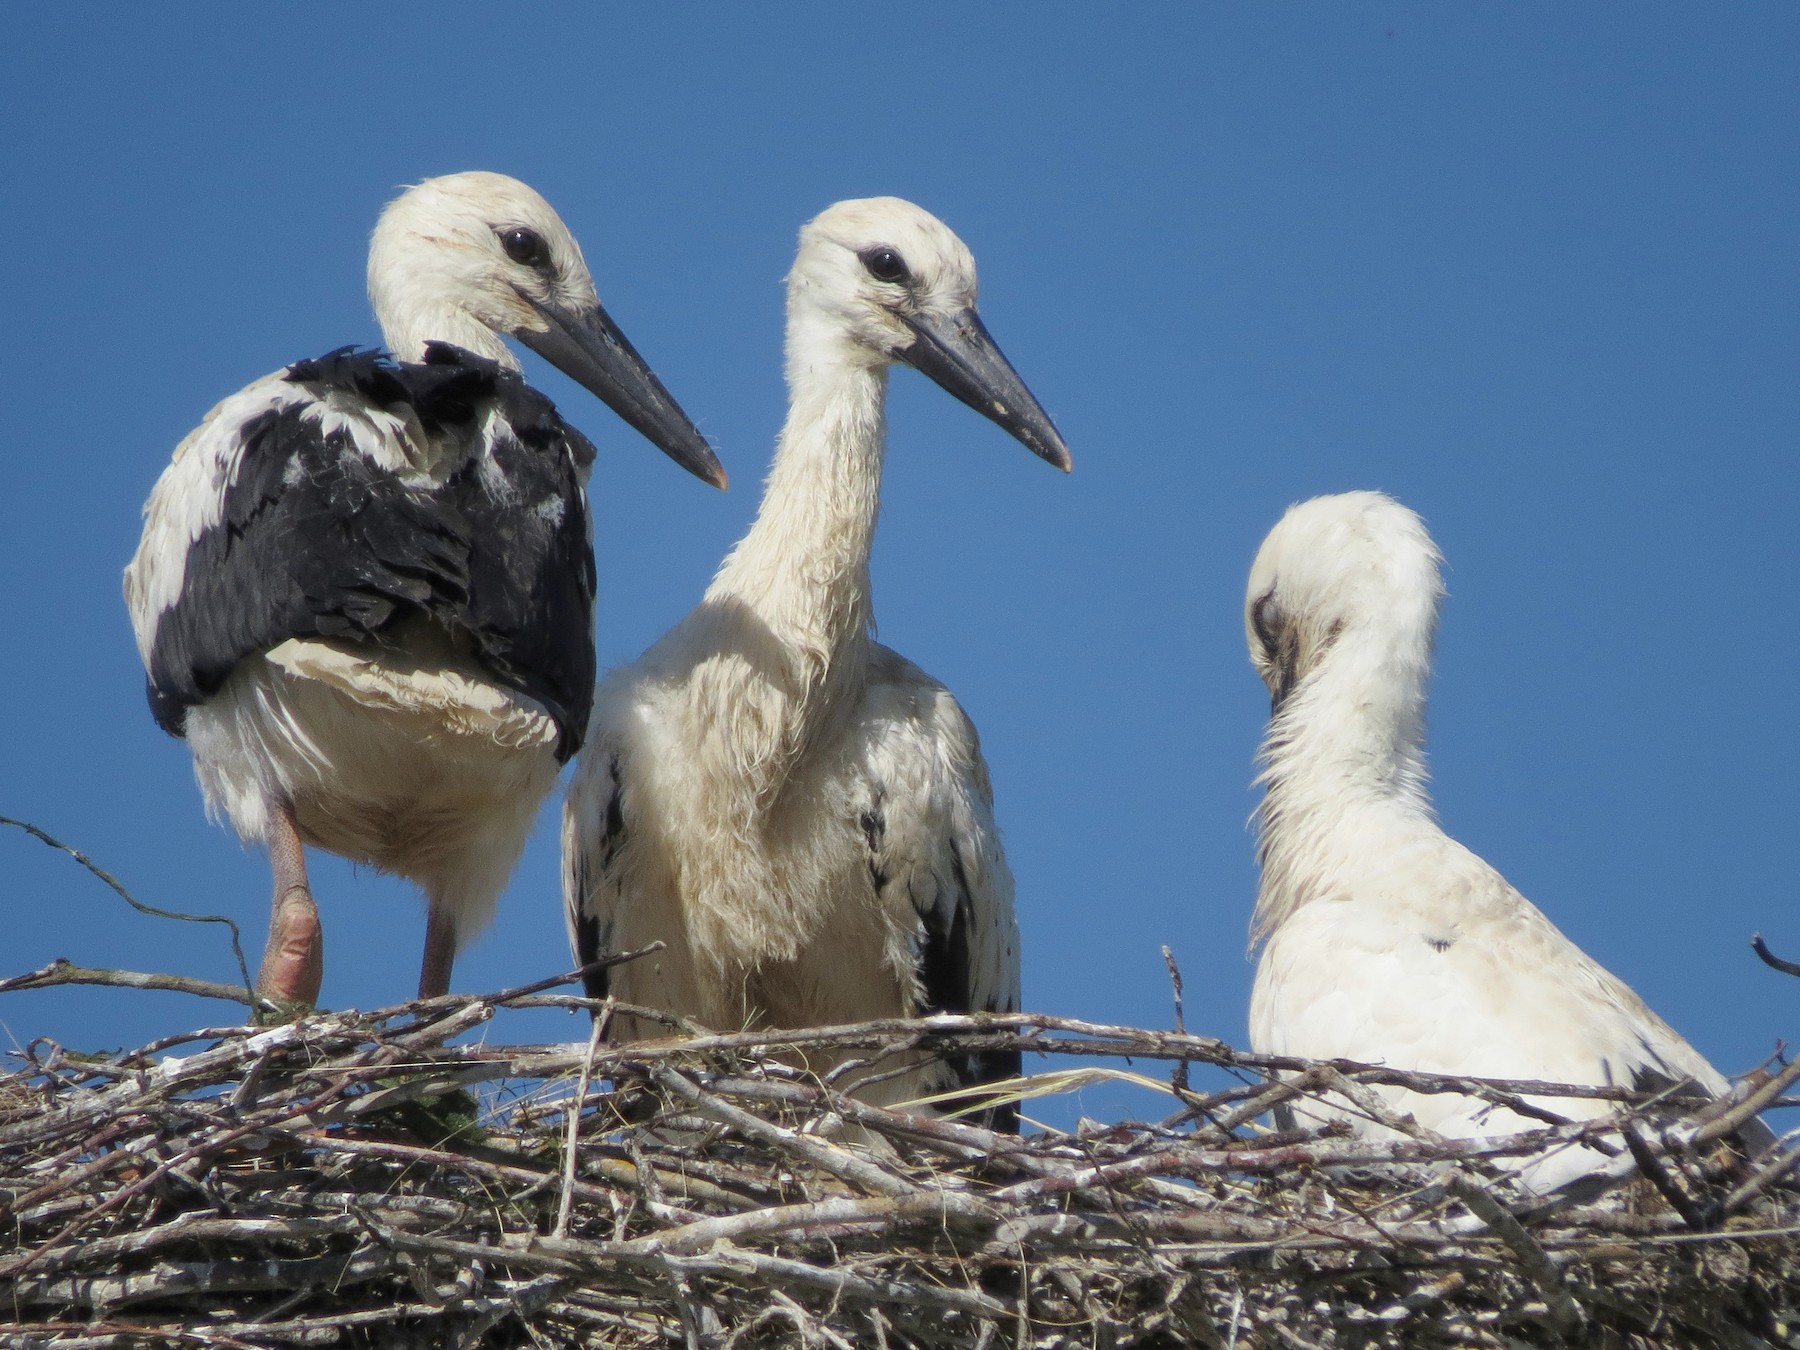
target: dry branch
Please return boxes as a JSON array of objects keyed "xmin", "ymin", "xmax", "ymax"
[
  {"xmin": 1752, "ymin": 933, "xmax": 1800, "ymax": 980},
  {"xmin": 0, "ymin": 969, "xmax": 1795, "ymax": 1348}
]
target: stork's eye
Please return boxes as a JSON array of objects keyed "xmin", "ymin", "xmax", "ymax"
[
  {"xmin": 500, "ymin": 227, "xmax": 550, "ymax": 269},
  {"xmin": 1251, "ymin": 592, "xmax": 1283, "ymax": 653},
  {"xmin": 859, "ymin": 246, "xmax": 910, "ymax": 285}
]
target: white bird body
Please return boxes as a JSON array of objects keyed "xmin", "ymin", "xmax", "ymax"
[
  {"xmin": 1245, "ymin": 492, "xmax": 1752, "ymax": 1185},
  {"xmin": 186, "ymin": 632, "xmax": 561, "ymax": 917},
  {"xmin": 572, "ymin": 643, "xmax": 1014, "ymax": 1039},
  {"xmin": 131, "ymin": 367, "xmax": 564, "ymax": 862},
  {"xmin": 565, "ymin": 198, "xmax": 1067, "ymax": 1119},
  {"xmin": 125, "ymin": 172, "xmax": 721, "ymax": 1004}
]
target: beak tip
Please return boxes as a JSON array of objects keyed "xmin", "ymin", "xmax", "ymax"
[
  {"xmin": 1038, "ymin": 436, "xmax": 1073, "ymax": 473},
  {"xmin": 691, "ymin": 441, "xmax": 729, "ymax": 490},
  {"xmin": 683, "ymin": 443, "xmax": 730, "ymax": 491}
]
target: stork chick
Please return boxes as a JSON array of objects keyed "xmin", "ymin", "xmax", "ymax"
[
  {"xmin": 563, "ymin": 197, "xmax": 1069, "ymax": 1126},
  {"xmin": 1245, "ymin": 491, "xmax": 1765, "ymax": 1188},
  {"xmin": 126, "ymin": 172, "xmax": 724, "ymax": 1007}
]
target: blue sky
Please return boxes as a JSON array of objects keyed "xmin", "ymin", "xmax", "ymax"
[{"xmin": 2, "ymin": 7, "xmax": 1795, "ymax": 1123}]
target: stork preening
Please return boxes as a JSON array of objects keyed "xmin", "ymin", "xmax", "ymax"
[
  {"xmin": 125, "ymin": 172, "xmax": 724, "ymax": 1006},
  {"xmin": 1244, "ymin": 491, "xmax": 1767, "ymax": 1188},
  {"xmin": 563, "ymin": 197, "xmax": 1069, "ymax": 1126}
]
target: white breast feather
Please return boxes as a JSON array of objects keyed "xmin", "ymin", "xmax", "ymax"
[
  {"xmin": 1252, "ymin": 797, "xmax": 1734, "ymax": 1188},
  {"xmin": 265, "ymin": 639, "xmax": 559, "ymax": 751}
]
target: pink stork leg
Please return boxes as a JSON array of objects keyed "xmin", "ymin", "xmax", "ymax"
[
  {"xmin": 418, "ymin": 896, "xmax": 458, "ymax": 999},
  {"xmin": 258, "ymin": 799, "xmax": 323, "ymax": 1006}
]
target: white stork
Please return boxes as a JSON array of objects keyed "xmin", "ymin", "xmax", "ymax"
[
  {"xmin": 1245, "ymin": 491, "xmax": 1767, "ymax": 1186},
  {"xmin": 562, "ymin": 197, "xmax": 1069, "ymax": 1126},
  {"xmin": 124, "ymin": 172, "xmax": 725, "ymax": 1007}
]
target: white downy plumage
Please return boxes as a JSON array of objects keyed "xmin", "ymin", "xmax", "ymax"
[
  {"xmin": 1244, "ymin": 491, "xmax": 1764, "ymax": 1188},
  {"xmin": 563, "ymin": 198, "xmax": 1070, "ymax": 1124},
  {"xmin": 125, "ymin": 172, "xmax": 722, "ymax": 1004}
]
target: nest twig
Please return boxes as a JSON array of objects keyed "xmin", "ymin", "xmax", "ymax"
[{"xmin": 1, "ymin": 969, "xmax": 1796, "ymax": 1348}]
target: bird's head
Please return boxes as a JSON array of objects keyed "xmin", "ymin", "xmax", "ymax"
[
  {"xmin": 368, "ymin": 171, "xmax": 725, "ymax": 488},
  {"xmin": 785, "ymin": 197, "xmax": 1071, "ymax": 471},
  {"xmin": 1245, "ymin": 491, "xmax": 1443, "ymax": 713}
]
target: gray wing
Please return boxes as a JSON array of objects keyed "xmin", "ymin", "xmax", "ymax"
[
  {"xmin": 125, "ymin": 347, "xmax": 596, "ymax": 755},
  {"xmin": 563, "ymin": 735, "xmax": 626, "ymax": 1001},
  {"xmin": 858, "ymin": 644, "xmax": 1023, "ymax": 1127}
]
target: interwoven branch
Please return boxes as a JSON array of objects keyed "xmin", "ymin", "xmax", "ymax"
[{"xmin": 1, "ymin": 970, "xmax": 1794, "ymax": 1347}]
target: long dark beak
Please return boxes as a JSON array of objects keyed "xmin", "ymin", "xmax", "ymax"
[
  {"xmin": 515, "ymin": 296, "xmax": 727, "ymax": 489},
  {"xmin": 896, "ymin": 307, "xmax": 1072, "ymax": 471}
]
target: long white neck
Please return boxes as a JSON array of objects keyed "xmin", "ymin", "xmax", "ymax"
[
  {"xmin": 710, "ymin": 356, "xmax": 885, "ymax": 682},
  {"xmin": 689, "ymin": 330, "xmax": 887, "ymax": 789},
  {"xmin": 376, "ymin": 298, "xmax": 519, "ymax": 368},
  {"xmin": 1251, "ymin": 619, "xmax": 1437, "ymax": 943}
]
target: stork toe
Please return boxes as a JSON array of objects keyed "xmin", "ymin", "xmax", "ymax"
[{"xmin": 258, "ymin": 885, "xmax": 323, "ymax": 1007}]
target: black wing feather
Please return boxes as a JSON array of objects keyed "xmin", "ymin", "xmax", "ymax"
[
  {"xmin": 570, "ymin": 755, "xmax": 626, "ymax": 1001},
  {"xmin": 448, "ymin": 363, "xmax": 597, "ymax": 759},
  {"xmin": 916, "ymin": 841, "xmax": 1021, "ymax": 1133},
  {"xmin": 147, "ymin": 345, "xmax": 596, "ymax": 757},
  {"xmin": 570, "ymin": 902, "xmax": 610, "ymax": 1002}
]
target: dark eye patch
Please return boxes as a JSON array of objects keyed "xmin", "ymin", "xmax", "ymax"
[
  {"xmin": 859, "ymin": 246, "xmax": 910, "ymax": 285},
  {"xmin": 1251, "ymin": 591, "xmax": 1282, "ymax": 655},
  {"xmin": 499, "ymin": 227, "xmax": 550, "ymax": 269}
]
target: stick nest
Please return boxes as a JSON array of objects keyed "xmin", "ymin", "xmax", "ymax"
[{"xmin": 2, "ymin": 971, "xmax": 1796, "ymax": 1349}]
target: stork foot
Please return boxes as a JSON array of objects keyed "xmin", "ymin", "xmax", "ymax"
[
  {"xmin": 418, "ymin": 900, "xmax": 457, "ymax": 1000},
  {"xmin": 259, "ymin": 798, "xmax": 323, "ymax": 1010},
  {"xmin": 258, "ymin": 884, "xmax": 324, "ymax": 1007}
]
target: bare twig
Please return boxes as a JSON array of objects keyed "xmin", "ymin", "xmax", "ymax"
[
  {"xmin": 1752, "ymin": 932, "xmax": 1800, "ymax": 979},
  {"xmin": 1692, "ymin": 1054, "xmax": 1800, "ymax": 1146},
  {"xmin": 1162, "ymin": 944, "xmax": 1192, "ymax": 1100},
  {"xmin": 1622, "ymin": 1121, "xmax": 1707, "ymax": 1231},
  {"xmin": 652, "ymin": 1066, "xmax": 922, "ymax": 1200},
  {"xmin": 556, "ymin": 1005, "xmax": 607, "ymax": 1238},
  {"xmin": 394, "ymin": 944, "xmax": 669, "ymax": 1018},
  {"xmin": 1446, "ymin": 1173, "xmax": 1583, "ymax": 1338},
  {"xmin": 0, "ymin": 966, "xmax": 1792, "ymax": 1346},
  {"xmin": 1716, "ymin": 1132, "xmax": 1800, "ymax": 1219},
  {"xmin": 1, "ymin": 816, "xmax": 256, "ymax": 1001},
  {"xmin": 0, "ymin": 958, "xmax": 270, "ymax": 1011}
]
